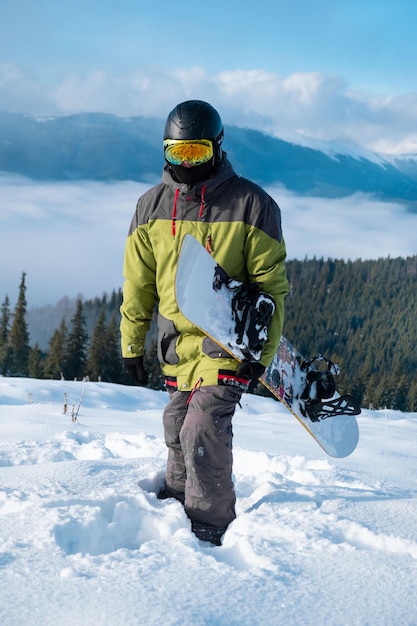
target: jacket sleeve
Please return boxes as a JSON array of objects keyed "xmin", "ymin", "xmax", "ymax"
[
  {"xmin": 244, "ymin": 196, "xmax": 289, "ymax": 367},
  {"xmin": 120, "ymin": 221, "xmax": 158, "ymax": 358}
]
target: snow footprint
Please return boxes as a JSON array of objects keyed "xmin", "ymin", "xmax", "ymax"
[
  {"xmin": 0, "ymin": 489, "xmax": 31, "ymax": 515},
  {"xmin": 53, "ymin": 493, "xmax": 185, "ymax": 556},
  {"xmin": 327, "ymin": 516, "xmax": 417, "ymax": 559}
]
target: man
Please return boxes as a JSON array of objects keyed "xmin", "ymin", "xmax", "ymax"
[{"xmin": 121, "ymin": 100, "xmax": 288, "ymax": 545}]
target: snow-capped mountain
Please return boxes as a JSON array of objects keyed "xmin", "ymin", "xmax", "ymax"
[{"xmin": 1, "ymin": 111, "xmax": 416, "ymax": 203}]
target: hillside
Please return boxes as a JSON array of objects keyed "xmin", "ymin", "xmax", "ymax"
[
  {"xmin": 1, "ymin": 111, "xmax": 417, "ymax": 204},
  {"xmin": 2, "ymin": 111, "xmax": 416, "ymax": 409},
  {"xmin": 22, "ymin": 254, "xmax": 417, "ymax": 411},
  {"xmin": 1, "ymin": 377, "xmax": 416, "ymax": 624},
  {"xmin": 283, "ymin": 255, "xmax": 417, "ymax": 410}
]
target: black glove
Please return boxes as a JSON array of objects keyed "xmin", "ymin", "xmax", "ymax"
[
  {"xmin": 236, "ymin": 360, "xmax": 266, "ymax": 381},
  {"xmin": 123, "ymin": 356, "xmax": 148, "ymax": 386}
]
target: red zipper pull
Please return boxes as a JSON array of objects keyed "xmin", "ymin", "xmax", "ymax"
[
  {"xmin": 187, "ymin": 377, "xmax": 204, "ymax": 404},
  {"xmin": 206, "ymin": 235, "xmax": 213, "ymax": 254}
]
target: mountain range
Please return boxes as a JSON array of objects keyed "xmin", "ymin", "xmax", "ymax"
[{"xmin": 1, "ymin": 111, "xmax": 417, "ymax": 206}]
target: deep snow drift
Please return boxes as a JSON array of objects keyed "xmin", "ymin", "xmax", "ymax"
[{"xmin": 1, "ymin": 377, "xmax": 416, "ymax": 626}]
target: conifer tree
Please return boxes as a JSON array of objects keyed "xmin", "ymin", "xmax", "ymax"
[
  {"xmin": 103, "ymin": 312, "xmax": 123, "ymax": 383},
  {"xmin": 0, "ymin": 295, "xmax": 11, "ymax": 375},
  {"xmin": 65, "ymin": 299, "xmax": 88, "ymax": 380},
  {"xmin": 43, "ymin": 318, "xmax": 67, "ymax": 379},
  {"xmin": 408, "ymin": 380, "xmax": 417, "ymax": 412},
  {"xmin": 87, "ymin": 309, "xmax": 107, "ymax": 381},
  {"xmin": 87, "ymin": 311, "xmax": 123, "ymax": 382},
  {"xmin": 28, "ymin": 342, "xmax": 44, "ymax": 379},
  {"xmin": 8, "ymin": 273, "xmax": 30, "ymax": 376}
]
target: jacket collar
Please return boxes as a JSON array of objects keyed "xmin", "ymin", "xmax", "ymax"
[{"xmin": 162, "ymin": 154, "xmax": 236, "ymax": 197}]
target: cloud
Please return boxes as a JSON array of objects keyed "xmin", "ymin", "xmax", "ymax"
[
  {"xmin": 1, "ymin": 63, "xmax": 417, "ymax": 155},
  {"xmin": 1, "ymin": 177, "xmax": 415, "ymax": 307},
  {"xmin": 52, "ymin": 69, "xmax": 184, "ymax": 119},
  {"xmin": 273, "ymin": 187, "xmax": 417, "ymax": 261},
  {"xmin": 0, "ymin": 62, "xmax": 57, "ymax": 114},
  {"xmin": 0, "ymin": 176, "xmax": 149, "ymax": 307}
]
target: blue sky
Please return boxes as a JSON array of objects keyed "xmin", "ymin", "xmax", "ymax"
[
  {"xmin": 2, "ymin": 0, "xmax": 416, "ymax": 92},
  {"xmin": 1, "ymin": 0, "xmax": 417, "ymax": 154}
]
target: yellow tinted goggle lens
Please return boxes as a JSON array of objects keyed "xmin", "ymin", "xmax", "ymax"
[{"xmin": 164, "ymin": 139, "xmax": 214, "ymax": 166}]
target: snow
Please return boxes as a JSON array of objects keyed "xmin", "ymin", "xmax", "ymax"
[
  {"xmin": 268, "ymin": 129, "xmax": 389, "ymax": 165},
  {"xmin": 1, "ymin": 378, "xmax": 417, "ymax": 626}
]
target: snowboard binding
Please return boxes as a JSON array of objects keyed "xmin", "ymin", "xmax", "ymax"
[
  {"xmin": 213, "ymin": 267, "xmax": 276, "ymax": 361},
  {"xmin": 230, "ymin": 283, "xmax": 276, "ymax": 361},
  {"xmin": 299, "ymin": 355, "xmax": 361, "ymax": 421}
]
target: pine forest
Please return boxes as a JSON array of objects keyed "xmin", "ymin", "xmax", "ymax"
[{"xmin": 1, "ymin": 253, "xmax": 417, "ymax": 411}]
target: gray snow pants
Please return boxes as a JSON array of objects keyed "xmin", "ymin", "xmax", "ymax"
[{"xmin": 162, "ymin": 385, "xmax": 242, "ymax": 528}]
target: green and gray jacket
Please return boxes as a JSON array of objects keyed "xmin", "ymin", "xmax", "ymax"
[{"xmin": 120, "ymin": 156, "xmax": 288, "ymax": 391}]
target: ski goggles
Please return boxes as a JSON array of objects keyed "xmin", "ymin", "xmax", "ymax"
[{"xmin": 163, "ymin": 139, "xmax": 214, "ymax": 166}]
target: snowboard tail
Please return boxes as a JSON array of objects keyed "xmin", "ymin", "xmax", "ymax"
[{"xmin": 176, "ymin": 234, "xmax": 360, "ymax": 458}]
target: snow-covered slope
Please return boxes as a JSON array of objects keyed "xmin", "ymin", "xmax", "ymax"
[{"xmin": 1, "ymin": 377, "xmax": 416, "ymax": 625}]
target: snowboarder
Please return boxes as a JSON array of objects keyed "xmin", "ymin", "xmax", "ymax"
[{"xmin": 120, "ymin": 100, "xmax": 288, "ymax": 545}]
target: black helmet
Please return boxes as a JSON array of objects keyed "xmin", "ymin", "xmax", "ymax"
[
  {"xmin": 164, "ymin": 100, "xmax": 223, "ymax": 144},
  {"xmin": 163, "ymin": 100, "xmax": 224, "ymax": 186}
]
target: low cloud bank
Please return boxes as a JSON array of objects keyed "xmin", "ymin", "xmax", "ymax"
[{"xmin": 1, "ymin": 177, "xmax": 415, "ymax": 306}]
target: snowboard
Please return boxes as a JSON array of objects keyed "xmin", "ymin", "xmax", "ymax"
[{"xmin": 176, "ymin": 234, "xmax": 360, "ymax": 458}]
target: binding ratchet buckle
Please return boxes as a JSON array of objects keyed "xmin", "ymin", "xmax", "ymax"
[{"xmin": 299, "ymin": 355, "xmax": 361, "ymax": 421}]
